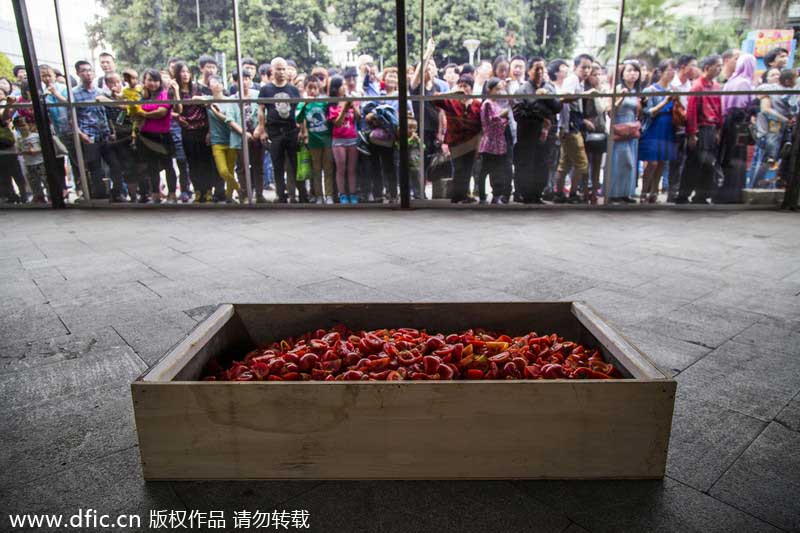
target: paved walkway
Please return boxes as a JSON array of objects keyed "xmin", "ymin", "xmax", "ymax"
[{"xmin": 1, "ymin": 209, "xmax": 798, "ymax": 532}]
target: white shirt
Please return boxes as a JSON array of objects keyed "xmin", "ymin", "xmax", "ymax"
[{"xmin": 670, "ymin": 76, "xmax": 692, "ymax": 108}]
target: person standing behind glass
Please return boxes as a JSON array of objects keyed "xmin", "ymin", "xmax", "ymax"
[
  {"xmin": 433, "ymin": 74, "xmax": 482, "ymax": 204},
  {"xmin": 608, "ymin": 61, "xmax": 641, "ymax": 203},
  {"xmin": 257, "ymin": 57, "xmax": 302, "ymax": 203},
  {"xmin": 479, "ymin": 77, "xmax": 512, "ymax": 203},
  {"xmin": 138, "ymin": 69, "xmax": 175, "ymax": 204},
  {"xmin": 553, "ymin": 54, "xmax": 594, "ymax": 203},
  {"xmin": 233, "ymin": 69, "xmax": 264, "ymax": 204},
  {"xmin": 514, "ymin": 58, "xmax": 562, "ymax": 204},
  {"xmin": 667, "ymin": 55, "xmax": 699, "ymax": 202},
  {"xmin": 676, "ymin": 55, "xmax": 723, "ymax": 205},
  {"xmin": 751, "ymin": 69, "xmax": 797, "ymax": 189},
  {"xmin": 410, "ymin": 39, "xmax": 443, "ymax": 200},
  {"xmin": 542, "ymin": 59, "xmax": 569, "ymax": 201},
  {"xmin": 328, "ymin": 75, "xmax": 361, "ymax": 204},
  {"xmin": 196, "ymin": 76, "xmax": 244, "ymax": 203},
  {"xmin": 639, "ymin": 60, "xmax": 677, "ymax": 204},
  {"xmin": 582, "ymin": 62, "xmax": 609, "ymax": 204},
  {"xmin": 73, "ymin": 60, "xmax": 120, "ymax": 201},
  {"xmin": 40, "ymin": 64, "xmax": 74, "ymax": 199},
  {"xmin": 99, "ymin": 72, "xmax": 140, "ymax": 202},
  {"xmin": 716, "ymin": 54, "xmax": 756, "ymax": 203}
]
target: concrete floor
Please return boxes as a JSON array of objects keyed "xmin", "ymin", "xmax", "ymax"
[{"xmin": 1, "ymin": 208, "xmax": 799, "ymax": 532}]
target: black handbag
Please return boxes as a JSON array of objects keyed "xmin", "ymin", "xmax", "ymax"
[
  {"xmin": 427, "ymin": 149, "xmax": 453, "ymax": 181},
  {"xmin": 585, "ymin": 132, "xmax": 608, "ymax": 153}
]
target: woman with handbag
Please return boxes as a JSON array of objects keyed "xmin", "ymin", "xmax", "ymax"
[
  {"xmin": 638, "ymin": 60, "xmax": 678, "ymax": 203},
  {"xmin": 583, "ymin": 63, "xmax": 609, "ymax": 204},
  {"xmin": 608, "ymin": 62, "xmax": 642, "ymax": 203},
  {"xmin": 433, "ymin": 74, "xmax": 483, "ymax": 203},
  {"xmin": 175, "ymin": 61, "xmax": 215, "ymax": 203}
]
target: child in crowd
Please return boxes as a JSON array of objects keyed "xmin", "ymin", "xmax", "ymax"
[
  {"xmin": 13, "ymin": 116, "xmax": 46, "ymax": 203},
  {"xmin": 328, "ymin": 75, "xmax": 360, "ymax": 204},
  {"xmin": 160, "ymin": 69, "xmax": 189, "ymax": 203},
  {"xmin": 479, "ymin": 77, "xmax": 511, "ymax": 204},
  {"xmin": 195, "ymin": 75, "xmax": 243, "ymax": 202},
  {"xmin": 122, "ymin": 69, "xmax": 144, "ymax": 137},
  {"xmin": 296, "ymin": 76, "xmax": 334, "ymax": 204},
  {"xmin": 407, "ymin": 117, "xmax": 422, "ymax": 182}
]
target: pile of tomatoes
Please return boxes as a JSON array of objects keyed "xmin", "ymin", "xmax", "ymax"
[{"xmin": 203, "ymin": 325, "xmax": 622, "ymax": 382}]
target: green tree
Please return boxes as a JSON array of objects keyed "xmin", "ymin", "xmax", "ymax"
[
  {"xmin": 329, "ymin": 0, "xmax": 579, "ymax": 67},
  {"xmin": 599, "ymin": 0, "xmax": 744, "ymax": 65},
  {"xmin": 89, "ymin": 0, "xmax": 330, "ymax": 74},
  {"xmin": 518, "ymin": 0, "xmax": 580, "ymax": 61},
  {"xmin": 681, "ymin": 18, "xmax": 743, "ymax": 60},
  {"xmin": 325, "ymin": 0, "xmax": 410, "ymax": 66},
  {"xmin": 423, "ymin": 0, "xmax": 519, "ymax": 64},
  {"xmin": 0, "ymin": 52, "xmax": 15, "ymax": 80}
]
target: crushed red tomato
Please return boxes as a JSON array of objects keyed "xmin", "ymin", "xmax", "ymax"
[{"xmin": 203, "ymin": 325, "xmax": 623, "ymax": 382}]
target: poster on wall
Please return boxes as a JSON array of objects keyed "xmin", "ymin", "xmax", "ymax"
[{"xmin": 741, "ymin": 29, "xmax": 797, "ymax": 73}]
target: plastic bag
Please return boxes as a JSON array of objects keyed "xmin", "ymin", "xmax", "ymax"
[{"xmin": 296, "ymin": 145, "xmax": 311, "ymax": 181}]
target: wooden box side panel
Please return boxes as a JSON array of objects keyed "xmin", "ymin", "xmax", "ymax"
[
  {"xmin": 234, "ymin": 302, "xmax": 579, "ymax": 346},
  {"xmin": 572, "ymin": 302, "xmax": 668, "ymax": 380},
  {"xmin": 138, "ymin": 305, "xmax": 252, "ymax": 382},
  {"xmin": 132, "ymin": 380, "xmax": 676, "ymax": 480}
]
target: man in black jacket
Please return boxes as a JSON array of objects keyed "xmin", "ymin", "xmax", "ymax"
[{"xmin": 513, "ymin": 58, "xmax": 562, "ymax": 203}]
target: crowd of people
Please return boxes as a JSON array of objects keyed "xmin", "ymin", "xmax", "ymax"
[{"xmin": 1, "ymin": 41, "xmax": 799, "ymax": 209}]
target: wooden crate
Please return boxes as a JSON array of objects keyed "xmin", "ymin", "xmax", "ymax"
[{"xmin": 132, "ymin": 302, "xmax": 676, "ymax": 480}]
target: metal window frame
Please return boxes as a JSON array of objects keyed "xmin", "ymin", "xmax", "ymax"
[{"xmin": 11, "ymin": 0, "xmax": 65, "ymax": 207}]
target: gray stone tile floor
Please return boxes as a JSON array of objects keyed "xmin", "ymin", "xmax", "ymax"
[{"xmin": 1, "ymin": 209, "xmax": 799, "ymax": 532}]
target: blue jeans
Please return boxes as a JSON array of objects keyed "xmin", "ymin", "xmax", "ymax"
[
  {"xmin": 749, "ymin": 131, "xmax": 783, "ymax": 189},
  {"xmin": 262, "ymin": 150, "xmax": 274, "ymax": 186}
]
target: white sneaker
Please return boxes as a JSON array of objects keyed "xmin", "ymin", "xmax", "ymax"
[
  {"xmin": 367, "ymin": 193, "xmax": 375, "ymax": 202},
  {"xmin": 315, "ymin": 197, "xmax": 324, "ymax": 204},
  {"xmin": 324, "ymin": 196, "xmax": 334, "ymax": 205}
]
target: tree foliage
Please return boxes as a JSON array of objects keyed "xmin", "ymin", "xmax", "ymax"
[
  {"xmin": 89, "ymin": 0, "xmax": 331, "ymax": 74},
  {"xmin": 518, "ymin": 0, "xmax": 580, "ymax": 61},
  {"xmin": 0, "ymin": 52, "xmax": 15, "ymax": 81},
  {"xmin": 599, "ymin": 0, "xmax": 745, "ymax": 65},
  {"xmin": 91, "ymin": 0, "xmax": 581, "ymax": 74},
  {"xmin": 327, "ymin": 0, "xmax": 579, "ymax": 67},
  {"xmin": 323, "ymin": 0, "xmax": 410, "ymax": 66}
]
